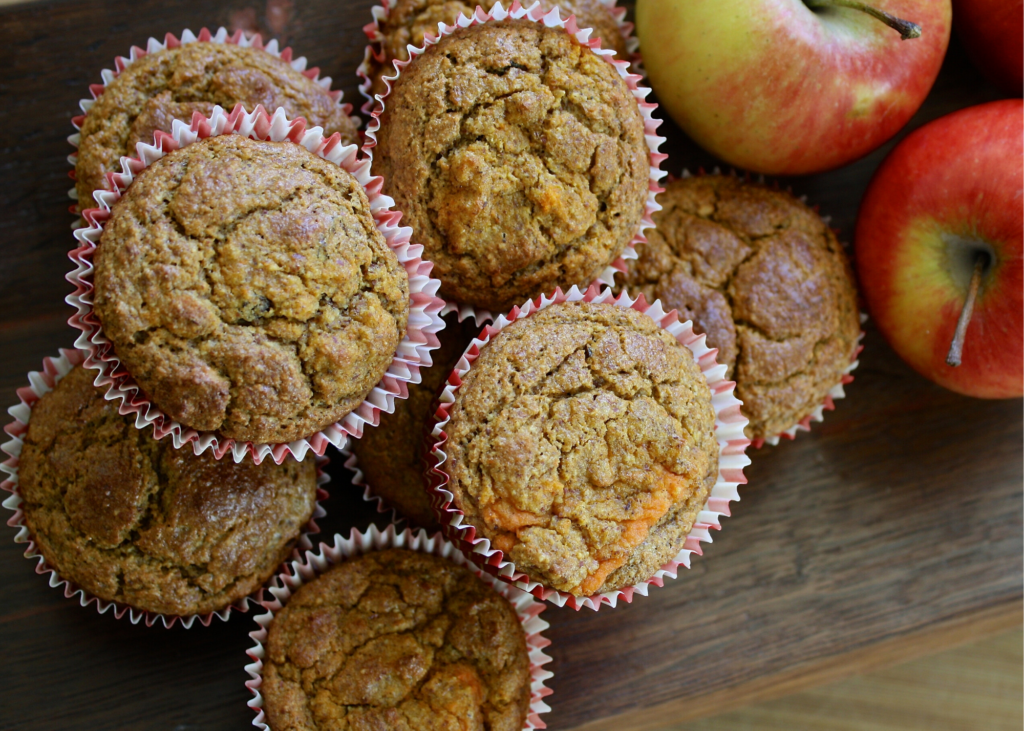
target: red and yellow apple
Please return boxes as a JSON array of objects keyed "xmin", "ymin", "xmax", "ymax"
[
  {"xmin": 855, "ymin": 99, "xmax": 1023, "ymax": 398},
  {"xmin": 636, "ymin": 0, "xmax": 951, "ymax": 175},
  {"xmin": 952, "ymin": 0, "xmax": 1023, "ymax": 96}
]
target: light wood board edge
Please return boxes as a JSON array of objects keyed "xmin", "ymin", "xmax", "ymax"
[{"xmin": 567, "ymin": 600, "xmax": 1024, "ymax": 731}]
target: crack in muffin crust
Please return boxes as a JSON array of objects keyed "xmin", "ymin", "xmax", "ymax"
[
  {"xmin": 75, "ymin": 42, "xmax": 360, "ymax": 209},
  {"xmin": 618, "ymin": 175, "xmax": 861, "ymax": 440},
  {"xmin": 93, "ymin": 134, "xmax": 410, "ymax": 444},
  {"xmin": 443, "ymin": 302, "xmax": 718, "ymax": 596},
  {"xmin": 373, "ymin": 19, "xmax": 649, "ymax": 312},
  {"xmin": 18, "ymin": 366, "xmax": 319, "ymax": 617},
  {"xmin": 262, "ymin": 548, "xmax": 531, "ymax": 731}
]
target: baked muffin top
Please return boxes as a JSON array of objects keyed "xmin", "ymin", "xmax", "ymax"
[
  {"xmin": 18, "ymin": 366, "xmax": 318, "ymax": 617},
  {"xmin": 372, "ymin": 19, "xmax": 649, "ymax": 312},
  {"xmin": 262, "ymin": 548, "xmax": 531, "ymax": 731},
  {"xmin": 365, "ymin": 0, "xmax": 630, "ymax": 101},
  {"xmin": 352, "ymin": 314, "xmax": 479, "ymax": 528},
  {"xmin": 443, "ymin": 301, "xmax": 718, "ymax": 597},
  {"xmin": 76, "ymin": 42, "xmax": 360, "ymax": 209},
  {"xmin": 619, "ymin": 175, "xmax": 861, "ymax": 440},
  {"xmin": 93, "ymin": 134, "xmax": 409, "ymax": 444}
]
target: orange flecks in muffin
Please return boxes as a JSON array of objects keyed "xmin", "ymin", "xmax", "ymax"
[{"xmin": 444, "ymin": 302, "xmax": 720, "ymax": 597}]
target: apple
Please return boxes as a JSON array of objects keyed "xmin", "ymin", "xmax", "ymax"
[
  {"xmin": 855, "ymin": 99, "xmax": 1023, "ymax": 398},
  {"xmin": 636, "ymin": 0, "xmax": 951, "ymax": 175},
  {"xmin": 952, "ymin": 0, "xmax": 1023, "ymax": 96}
]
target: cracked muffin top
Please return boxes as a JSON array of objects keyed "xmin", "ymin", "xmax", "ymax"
[
  {"xmin": 93, "ymin": 134, "xmax": 409, "ymax": 444},
  {"xmin": 364, "ymin": 0, "xmax": 630, "ymax": 102},
  {"xmin": 262, "ymin": 548, "xmax": 531, "ymax": 731},
  {"xmin": 372, "ymin": 19, "xmax": 649, "ymax": 312},
  {"xmin": 18, "ymin": 366, "xmax": 318, "ymax": 617},
  {"xmin": 442, "ymin": 301, "xmax": 718, "ymax": 597},
  {"xmin": 352, "ymin": 314, "xmax": 479, "ymax": 528},
  {"xmin": 75, "ymin": 41, "xmax": 360, "ymax": 210},
  {"xmin": 618, "ymin": 175, "xmax": 861, "ymax": 440}
]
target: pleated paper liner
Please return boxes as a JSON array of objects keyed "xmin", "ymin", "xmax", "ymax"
[
  {"xmin": 361, "ymin": 0, "xmax": 666, "ymax": 325},
  {"xmin": 339, "ymin": 447, "xmax": 405, "ymax": 526},
  {"xmin": 356, "ymin": 0, "xmax": 640, "ymax": 116},
  {"xmin": 427, "ymin": 284, "xmax": 751, "ymax": 611},
  {"xmin": 0, "ymin": 348, "xmax": 331, "ymax": 629},
  {"xmin": 245, "ymin": 524, "xmax": 554, "ymax": 730},
  {"xmin": 66, "ymin": 104, "xmax": 447, "ymax": 465},
  {"xmin": 67, "ymin": 26, "xmax": 357, "ymax": 219}
]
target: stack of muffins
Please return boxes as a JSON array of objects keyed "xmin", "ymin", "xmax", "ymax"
[{"xmin": 2, "ymin": 3, "xmax": 863, "ymax": 730}]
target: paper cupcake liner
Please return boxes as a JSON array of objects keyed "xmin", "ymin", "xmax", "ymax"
[
  {"xmin": 671, "ymin": 169, "xmax": 866, "ymax": 449},
  {"xmin": 67, "ymin": 26, "xmax": 357, "ymax": 217},
  {"xmin": 361, "ymin": 1, "xmax": 666, "ymax": 324},
  {"xmin": 0, "ymin": 348, "xmax": 331, "ymax": 629},
  {"xmin": 339, "ymin": 447, "xmax": 405, "ymax": 526},
  {"xmin": 66, "ymin": 104, "xmax": 447, "ymax": 465},
  {"xmin": 427, "ymin": 284, "xmax": 751, "ymax": 610},
  {"xmin": 244, "ymin": 524, "xmax": 554, "ymax": 730},
  {"xmin": 356, "ymin": 0, "xmax": 640, "ymax": 117}
]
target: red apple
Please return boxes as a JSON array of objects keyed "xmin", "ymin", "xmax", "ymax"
[
  {"xmin": 636, "ymin": 0, "xmax": 951, "ymax": 175},
  {"xmin": 855, "ymin": 99, "xmax": 1023, "ymax": 398},
  {"xmin": 952, "ymin": 0, "xmax": 1023, "ymax": 96}
]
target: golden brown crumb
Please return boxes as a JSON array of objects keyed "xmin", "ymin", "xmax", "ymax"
[
  {"xmin": 618, "ymin": 175, "xmax": 861, "ymax": 440},
  {"xmin": 19, "ymin": 366, "xmax": 318, "ymax": 617},
  {"xmin": 443, "ymin": 301, "xmax": 718, "ymax": 596}
]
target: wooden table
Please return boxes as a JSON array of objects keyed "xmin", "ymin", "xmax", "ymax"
[{"xmin": 0, "ymin": 1, "xmax": 1020, "ymax": 729}]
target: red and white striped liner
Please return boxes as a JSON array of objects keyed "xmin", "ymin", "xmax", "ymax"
[
  {"xmin": 0, "ymin": 348, "xmax": 330, "ymax": 629},
  {"xmin": 427, "ymin": 284, "xmax": 751, "ymax": 611},
  {"xmin": 67, "ymin": 26, "xmax": 356, "ymax": 216},
  {"xmin": 66, "ymin": 104, "xmax": 447, "ymax": 465},
  {"xmin": 355, "ymin": 0, "xmax": 640, "ymax": 116},
  {"xmin": 339, "ymin": 447, "xmax": 405, "ymax": 526},
  {"xmin": 361, "ymin": 1, "xmax": 667, "ymax": 324},
  {"xmin": 245, "ymin": 524, "xmax": 554, "ymax": 730}
]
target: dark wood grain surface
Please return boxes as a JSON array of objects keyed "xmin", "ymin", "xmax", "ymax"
[{"xmin": 0, "ymin": 1, "xmax": 1020, "ymax": 729}]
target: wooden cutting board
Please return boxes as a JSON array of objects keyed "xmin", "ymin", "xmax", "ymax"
[{"xmin": 0, "ymin": 1, "xmax": 1019, "ymax": 729}]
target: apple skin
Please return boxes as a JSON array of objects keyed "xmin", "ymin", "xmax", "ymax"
[
  {"xmin": 636, "ymin": 0, "xmax": 951, "ymax": 175},
  {"xmin": 855, "ymin": 99, "xmax": 1023, "ymax": 398},
  {"xmin": 952, "ymin": 0, "xmax": 1023, "ymax": 96}
]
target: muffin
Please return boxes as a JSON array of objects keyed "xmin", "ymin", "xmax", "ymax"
[
  {"xmin": 92, "ymin": 133, "xmax": 410, "ymax": 445},
  {"xmin": 363, "ymin": 0, "xmax": 631, "ymax": 103},
  {"xmin": 352, "ymin": 314, "xmax": 478, "ymax": 528},
  {"xmin": 372, "ymin": 18, "xmax": 650, "ymax": 312},
  {"xmin": 262, "ymin": 548, "xmax": 532, "ymax": 731},
  {"xmin": 441, "ymin": 301, "xmax": 719, "ymax": 597},
  {"xmin": 75, "ymin": 41, "xmax": 359, "ymax": 210},
  {"xmin": 618, "ymin": 175, "xmax": 861, "ymax": 440},
  {"xmin": 17, "ymin": 366, "xmax": 319, "ymax": 617}
]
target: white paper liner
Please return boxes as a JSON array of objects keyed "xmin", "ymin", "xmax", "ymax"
[
  {"xmin": 339, "ymin": 447, "xmax": 405, "ymax": 526},
  {"xmin": 67, "ymin": 26, "xmax": 358, "ymax": 217},
  {"xmin": 66, "ymin": 104, "xmax": 447, "ymax": 465},
  {"xmin": 427, "ymin": 284, "xmax": 751, "ymax": 610},
  {"xmin": 666, "ymin": 168, "xmax": 865, "ymax": 449},
  {"xmin": 356, "ymin": 0, "xmax": 640, "ymax": 116},
  {"xmin": 244, "ymin": 524, "xmax": 554, "ymax": 729},
  {"xmin": 360, "ymin": 1, "xmax": 666, "ymax": 324},
  {"xmin": 0, "ymin": 348, "xmax": 331, "ymax": 629}
]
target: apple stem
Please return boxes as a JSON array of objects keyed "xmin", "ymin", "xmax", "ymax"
[
  {"xmin": 804, "ymin": 0, "xmax": 922, "ymax": 40},
  {"xmin": 946, "ymin": 253, "xmax": 986, "ymax": 368}
]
